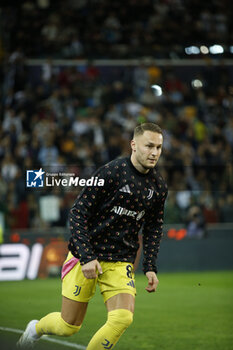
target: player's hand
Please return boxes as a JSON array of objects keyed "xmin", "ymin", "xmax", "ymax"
[
  {"xmin": 82, "ymin": 259, "xmax": 103, "ymax": 279},
  {"xmin": 145, "ymin": 271, "xmax": 159, "ymax": 293}
]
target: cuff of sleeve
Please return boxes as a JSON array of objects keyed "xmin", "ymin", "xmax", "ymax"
[
  {"xmin": 143, "ymin": 265, "xmax": 158, "ymax": 274},
  {"xmin": 79, "ymin": 256, "xmax": 97, "ymax": 265},
  {"xmin": 68, "ymin": 242, "xmax": 97, "ymax": 265}
]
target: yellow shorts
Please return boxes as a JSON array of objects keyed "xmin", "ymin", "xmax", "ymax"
[{"xmin": 62, "ymin": 252, "xmax": 136, "ymax": 303}]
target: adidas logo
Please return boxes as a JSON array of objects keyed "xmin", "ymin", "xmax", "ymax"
[
  {"xmin": 127, "ymin": 280, "xmax": 135, "ymax": 288},
  {"xmin": 119, "ymin": 184, "xmax": 131, "ymax": 193}
]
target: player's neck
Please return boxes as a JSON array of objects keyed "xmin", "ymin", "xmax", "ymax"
[{"xmin": 130, "ymin": 154, "xmax": 150, "ymax": 174}]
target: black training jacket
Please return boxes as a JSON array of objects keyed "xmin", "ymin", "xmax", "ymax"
[{"xmin": 69, "ymin": 157, "xmax": 167, "ymax": 273}]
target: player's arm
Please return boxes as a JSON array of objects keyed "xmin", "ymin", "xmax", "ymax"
[
  {"xmin": 69, "ymin": 165, "xmax": 111, "ymax": 267},
  {"xmin": 142, "ymin": 187, "xmax": 167, "ymax": 291},
  {"xmin": 145, "ymin": 271, "xmax": 159, "ymax": 292},
  {"xmin": 81, "ymin": 259, "xmax": 103, "ymax": 279}
]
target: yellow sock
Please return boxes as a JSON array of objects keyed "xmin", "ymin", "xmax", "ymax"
[
  {"xmin": 86, "ymin": 309, "xmax": 133, "ymax": 350},
  {"xmin": 35, "ymin": 312, "xmax": 81, "ymax": 337}
]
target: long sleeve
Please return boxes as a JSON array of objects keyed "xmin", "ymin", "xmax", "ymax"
[
  {"xmin": 142, "ymin": 187, "xmax": 168, "ymax": 274},
  {"xmin": 67, "ymin": 157, "xmax": 168, "ymax": 269},
  {"xmin": 68, "ymin": 165, "xmax": 112, "ymax": 265}
]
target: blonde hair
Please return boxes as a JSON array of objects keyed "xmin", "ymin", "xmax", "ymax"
[{"xmin": 133, "ymin": 123, "xmax": 162, "ymax": 137}]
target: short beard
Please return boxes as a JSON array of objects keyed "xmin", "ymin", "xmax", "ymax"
[{"xmin": 138, "ymin": 159, "xmax": 154, "ymax": 172}]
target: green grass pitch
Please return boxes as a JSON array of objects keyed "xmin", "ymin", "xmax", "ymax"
[{"xmin": 0, "ymin": 271, "xmax": 233, "ymax": 350}]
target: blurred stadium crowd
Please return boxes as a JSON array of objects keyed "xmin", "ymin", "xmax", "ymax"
[
  {"xmin": 0, "ymin": 0, "xmax": 233, "ymax": 232},
  {"xmin": 1, "ymin": 0, "xmax": 232, "ymax": 59}
]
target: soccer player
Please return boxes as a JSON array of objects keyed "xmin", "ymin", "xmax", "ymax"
[{"xmin": 17, "ymin": 122, "xmax": 168, "ymax": 349}]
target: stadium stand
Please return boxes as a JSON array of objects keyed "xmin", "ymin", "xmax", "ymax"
[
  {"xmin": 0, "ymin": 0, "xmax": 232, "ymax": 230},
  {"xmin": 1, "ymin": 0, "xmax": 231, "ymax": 59}
]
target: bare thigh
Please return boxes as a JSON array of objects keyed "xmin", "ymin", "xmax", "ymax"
[
  {"xmin": 61, "ymin": 296, "xmax": 88, "ymax": 326},
  {"xmin": 105, "ymin": 293, "xmax": 135, "ymax": 313}
]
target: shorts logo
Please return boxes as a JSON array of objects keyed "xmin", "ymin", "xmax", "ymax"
[
  {"xmin": 102, "ymin": 339, "xmax": 113, "ymax": 349},
  {"xmin": 73, "ymin": 285, "xmax": 82, "ymax": 296},
  {"xmin": 26, "ymin": 168, "xmax": 45, "ymax": 188},
  {"xmin": 127, "ymin": 280, "xmax": 135, "ymax": 288}
]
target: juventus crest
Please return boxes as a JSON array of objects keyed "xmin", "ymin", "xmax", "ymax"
[{"xmin": 147, "ymin": 189, "xmax": 154, "ymax": 200}]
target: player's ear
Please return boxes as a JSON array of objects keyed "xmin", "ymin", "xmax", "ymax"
[{"xmin": 131, "ymin": 139, "xmax": 136, "ymax": 152}]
